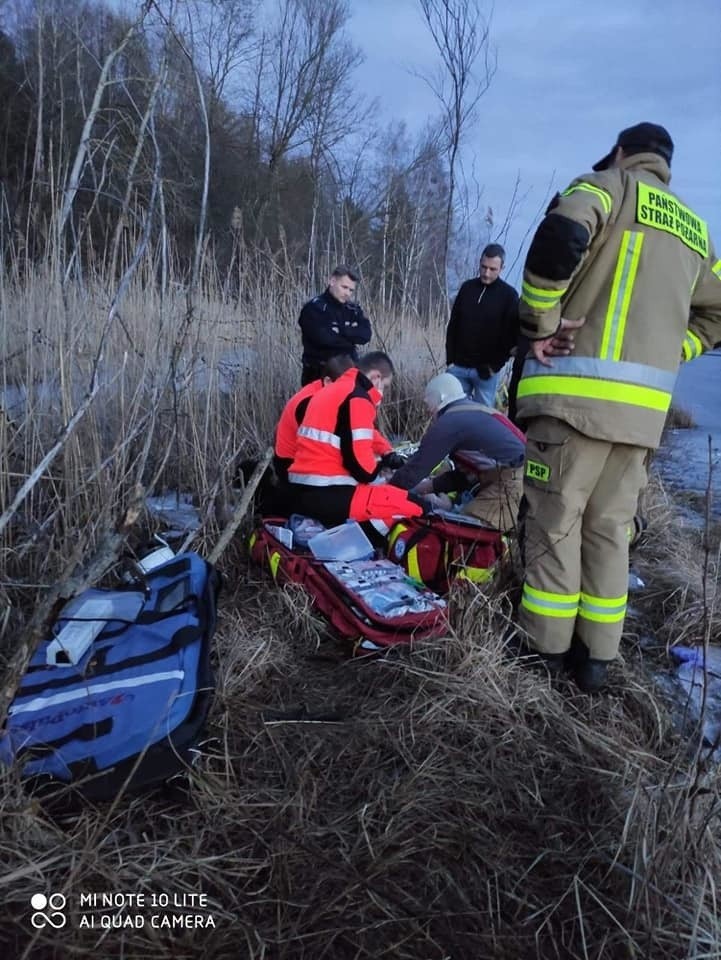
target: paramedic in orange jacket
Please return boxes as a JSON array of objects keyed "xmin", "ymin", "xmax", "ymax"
[
  {"xmin": 274, "ymin": 356, "xmax": 392, "ymax": 485},
  {"xmin": 288, "ymin": 352, "xmax": 426, "ymax": 527},
  {"xmin": 275, "ymin": 355, "xmax": 352, "ymax": 485}
]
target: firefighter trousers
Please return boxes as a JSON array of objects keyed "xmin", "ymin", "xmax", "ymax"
[{"xmin": 518, "ymin": 416, "xmax": 648, "ymax": 661}]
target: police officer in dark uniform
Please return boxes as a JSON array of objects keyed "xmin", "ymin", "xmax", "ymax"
[{"xmin": 299, "ymin": 265, "xmax": 372, "ymax": 385}]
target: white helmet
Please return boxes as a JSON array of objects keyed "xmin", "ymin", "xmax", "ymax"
[{"xmin": 423, "ymin": 373, "xmax": 466, "ymax": 413}]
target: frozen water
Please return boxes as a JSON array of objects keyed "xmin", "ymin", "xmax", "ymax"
[
  {"xmin": 146, "ymin": 493, "xmax": 201, "ymax": 537},
  {"xmin": 656, "ymin": 350, "xmax": 721, "ymax": 517}
]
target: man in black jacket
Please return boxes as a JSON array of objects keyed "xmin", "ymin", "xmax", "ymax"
[
  {"xmin": 299, "ymin": 265, "xmax": 372, "ymax": 385},
  {"xmin": 445, "ymin": 243, "xmax": 519, "ymax": 406}
]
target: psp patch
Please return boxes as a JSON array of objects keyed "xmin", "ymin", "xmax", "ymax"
[{"xmin": 526, "ymin": 459, "xmax": 550, "ymax": 482}]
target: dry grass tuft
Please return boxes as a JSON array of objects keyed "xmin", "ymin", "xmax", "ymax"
[
  {"xmin": 664, "ymin": 405, "xmax": 696, "ymax": 431},
  {"xmin": 631, "ymin": 475, "xmax": 720, "ymax": 652}
]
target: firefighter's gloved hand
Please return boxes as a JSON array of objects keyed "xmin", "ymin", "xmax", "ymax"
[{"xmin": 379, "ymin": 452, "xmax": 406, "ymax": 471}]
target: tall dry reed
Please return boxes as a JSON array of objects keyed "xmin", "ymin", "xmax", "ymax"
[{"xmin": 0, "ymin": 252, "xmax": 445, "ymax": 626}]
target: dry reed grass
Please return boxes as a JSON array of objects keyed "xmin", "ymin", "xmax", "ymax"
[
  {"xmin": 631, "ymin": 475, "xmax": 720, "ymax": 652},
  {"xmin": 664, "ymin": 405, "xmax": 696, "ymax": 431},
  {"xmin": 1, "ymin": 268, "xmax": 720, "ymax": 958},
  {"xmin": 0, "ymin": 262, "xmax": 443, "ymax": 635}
]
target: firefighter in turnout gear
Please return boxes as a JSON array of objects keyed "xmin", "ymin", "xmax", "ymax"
[{"xmin": 515, "ymin": 122, "xmax": 721, "ymax": 693}]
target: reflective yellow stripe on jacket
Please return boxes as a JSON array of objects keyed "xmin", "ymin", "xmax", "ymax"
[
  {"xmin": 682, "ymin": 330, "xmax": 703, "ymax": 361},
  {"xmin": 517, "ymin": 357, "xmax": 676, "ymax": 413},
  {"xmin": 601, "ymin": 231, "xmax": 644, "ymax": 361},
  {"xmin": 521, "ymin": 281, "xmax": 567, "ymax": 312},
  {"xmin": 521, "ymin": 583, "xmax": 579, "ymax": 619},
  {"xmin": 516, "ymin": 225, "xmax": 686, "ymax": 417},
  {"xmin": 561, "ymin": 182, "xmax": 613, "ymax": 215}
]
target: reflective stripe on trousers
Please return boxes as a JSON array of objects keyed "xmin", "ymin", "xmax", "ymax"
[{"xmin": 518, "ymin": 416, "xmax": 648, "ymax": 660}]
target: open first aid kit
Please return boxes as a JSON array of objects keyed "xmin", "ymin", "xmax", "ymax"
[{"xmin": 249, "ymin": 518, "xmax": 448, "ymax": 653}]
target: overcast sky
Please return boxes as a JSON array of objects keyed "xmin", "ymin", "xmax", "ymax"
[{"xmin": 349, "ymin": 0, "xmax": 721, "ymax": 286}]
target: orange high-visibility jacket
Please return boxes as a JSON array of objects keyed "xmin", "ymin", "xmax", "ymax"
[
  {"xmin": 289, "ymin": 368, "xmax": 387, "ymax": 487},
  {"xmin": 275, "ymin": 380, "xmax": 322, "ymax": 461},
  {"xmin": 276, "ymin": 380, "xmax": 391, "ymax": 466}
]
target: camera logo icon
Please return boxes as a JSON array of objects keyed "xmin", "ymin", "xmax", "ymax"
[{"xmin": 30, "ymin": 893, "xmax": 67, "ymax": 929}]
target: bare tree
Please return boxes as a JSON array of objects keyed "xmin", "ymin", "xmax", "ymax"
[
  {"xmin": 108, "ymin": 57, "xmax": 167, "ymax": 280},
  {"xmin": 417, "ymin": 0, "xmax": 496, "ymax": 293},
  {"xmin": 149, "ymin": 0, "xmax": 213, "ymax": 301},
  {"xmin": 57, "ymin": 3, "xmax": 153, "ymax": 247},
  {"xmin": 302, "ymin": 41, "xmax": 367, "ymax": 281},
  {"xmin": 261, "ymin": 0, "xmax": 358, "ymax": 171},
  {"xmin": 240, "ymin": 0, "xmax": 365, "ymax": 271},
  {"xmin": 183, "ymin": 0, "xmax": 256, "ymax": 115}
]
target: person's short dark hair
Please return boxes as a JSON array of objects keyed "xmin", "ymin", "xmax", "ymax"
[
  {"xmin": 357, "ymin": 351, "xmax": 395, "ymax": 378},
  {"xmin": 331, "ymin": 264, "xmax": 360, "ymax": 283},
  {"xmin": 321, "ymin": 354, "xmax": 355, "ymax": 380},
  {"xmin": 481, "ymin": 243, "xmax": 506, "ymax": 263},
  {"xmin": 593, "ymin": 122, "xmax": 673, "ymax": 171}
]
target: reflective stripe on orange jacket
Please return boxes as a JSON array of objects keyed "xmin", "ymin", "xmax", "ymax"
[
  {"xmin": 289, "ymin": 368, "xmax": 385, "ymax": 487},
  {"xmin": 275, "ymin": 380, "xmax": 322, "ymax": 461}
]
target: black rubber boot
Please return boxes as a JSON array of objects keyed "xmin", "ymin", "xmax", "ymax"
[
  {"xmin": 535, "ymin": 652, "xmax": 567, "ymax": 678},
  {"xmin": 503, "ymin": 627, "xmax": 567, "ymax": 677},
  {"xmin": 566, "ymin": 633, "xmax": 590, "ymax": 671},
  {"xmin": 574, "ymin": 658, "xmax": 611, "ymax": 694}
]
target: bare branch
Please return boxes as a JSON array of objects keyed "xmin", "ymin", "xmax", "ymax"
[
  {"xmin": 208, "ymin": 447, "xmax": 273, "ymax": 565},
  {"xmin": 260, "ymin": 0, "xmax": 361, "ymax": 170},
  {"xmin": 57, "ymin": 3, "xmax": 152, "ymax": 244},
  {"xmin": 417, "ymin": 0, "xmax": 497, "ymax": 291}
]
